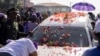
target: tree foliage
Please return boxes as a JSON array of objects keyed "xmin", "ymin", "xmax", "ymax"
[{"xmin": 0, "ymin": 0, "xmax": 22, "ymax": 12}]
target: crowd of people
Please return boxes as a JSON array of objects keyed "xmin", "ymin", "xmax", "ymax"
[
  {"xmin": 0, "ymin": 7, "xmax": 44, "ymax": 56},
  {"xmin": 0, "ymin": 7, "xmax": 100, "ymax": 56},
  {"xmin": 0, "ymin": 7, "xmax": 44, "ymax": 45}
]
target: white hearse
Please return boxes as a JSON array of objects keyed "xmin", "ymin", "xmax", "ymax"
[{"xmin": 29, "ymin": 12, "xmax": 95, "ymax": 56}]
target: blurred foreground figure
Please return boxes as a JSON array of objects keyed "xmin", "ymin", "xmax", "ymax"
[
  {"xmin": 0, "ymin": 13, "xmax": 7, "ymax": 45},
  {"xmin": 82, "ymin": 18, "xmax": 100, "ymax": 56},
  {"xmin": 0, "ymin": 38, "xmax": 37, "ymax": 56}
]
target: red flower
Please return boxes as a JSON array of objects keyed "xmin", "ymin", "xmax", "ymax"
[{"xmin": 50, "ymin": 18, "xmax": 53, "ymax": 21}]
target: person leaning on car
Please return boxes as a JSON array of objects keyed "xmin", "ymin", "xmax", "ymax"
[
  {"xmin": 82, "ymin": 17, "xmax": 100, "ymax": 56},
  {"xmin": 0, "ymin": 38, "xmax": 37, "ymax": 56}
]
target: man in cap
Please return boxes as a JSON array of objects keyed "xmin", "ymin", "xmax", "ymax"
[
  {"xmin": 82, "ymin": 17, "xmax": 100, "ymax": 56},
  {"xmin": 1, "ymin": 8, "xmax": 30, "ymax": 45}
]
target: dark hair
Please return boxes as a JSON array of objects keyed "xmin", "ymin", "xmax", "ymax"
[
  {"xmin": 97, "ymin": 14, "xmax": 100, "ymax": 18},
  {"xmin": 88, "ymin": 12, "xmax": 95, "ymax": 21},
  {"xmin": 95, "ymin": 33, "xmax": 100, "ymax": 39},
  {"xmin": 6, "ymin": 8, "xmax": 18, "ymax": 15},
  {"xmin": 29, "ymin": 17, "xmax": 37, "ymax": 23}
]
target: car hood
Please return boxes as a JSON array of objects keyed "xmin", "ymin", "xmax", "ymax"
[{"xmin": 37, "ymin": 45, "xmax": 91, "ymax": 56}]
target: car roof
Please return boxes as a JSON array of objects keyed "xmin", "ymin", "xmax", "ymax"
[{"xmin": 39, "ymin": 12, "xmax": 89, "ymax": 27}]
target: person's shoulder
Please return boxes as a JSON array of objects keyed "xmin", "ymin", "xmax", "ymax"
[
  {"xmin": 17, "ymin": 38, "xmax": 32, "ymax": 42},
  {"xmin": 95, "ymin": 19, "xmax": 100, "ymax": 26},
  {"xmin": 96, "ymin": 18, "xmax": 100, "ymax": 21},
  {"xmin": 18, "ymin": 38, "xmax": 34, "ymax": 47},
  {"xmin": 82, "ymin": 47, "xmax": 98, "ymax": 56}
]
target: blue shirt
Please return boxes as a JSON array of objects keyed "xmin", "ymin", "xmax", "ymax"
[{"xmin": 82, "ymin": 46, "xmax": 100, "ymax": 56}]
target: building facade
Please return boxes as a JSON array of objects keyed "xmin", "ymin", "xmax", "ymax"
[{"xmin": 34, "ymin": 2, "xmax": 71, "ymax": 14}]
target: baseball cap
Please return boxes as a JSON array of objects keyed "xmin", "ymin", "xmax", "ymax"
[
  {"xmin": 7, "ymin": 8, "xmax": 19, "ymax": 15},
  {"xmin": 94, "ymin": 20, "xmax": 100, "ymax": 33}
]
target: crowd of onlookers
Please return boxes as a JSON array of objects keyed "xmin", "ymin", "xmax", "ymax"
[
  {"xmin": 0, "ymin": 7, "xmax": 47, "ymax": 45},
  {"xmin": 0, "ymin": 7, "xmax": 47, "ymax": 56},
  {"xmin": 1, "ymin": 7, "xmax": 100, "ymax": 56}
]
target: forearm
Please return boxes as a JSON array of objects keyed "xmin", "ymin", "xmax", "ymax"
[{"xmin": 29, "ymin": 51, "xmax": 37, "ymax": 56}]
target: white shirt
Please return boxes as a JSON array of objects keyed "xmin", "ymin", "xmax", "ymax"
[{"xmin": 0, "ymin": 38, "xmax": 36, "ymax": 56}]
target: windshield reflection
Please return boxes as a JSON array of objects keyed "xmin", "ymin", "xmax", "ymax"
[{"xmin": 31, "ymin": 26, "xmax": 89, "ymax": 47}]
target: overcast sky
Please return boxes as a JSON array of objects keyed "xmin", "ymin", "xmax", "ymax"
[{"xmin": 30, "ymin": 0, "xmax": 100, "ymax": 14}]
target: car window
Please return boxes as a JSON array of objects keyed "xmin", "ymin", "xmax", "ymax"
[{"xmin": 30, "ymin": 26, "xmax": 89, "ymax": 47}]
